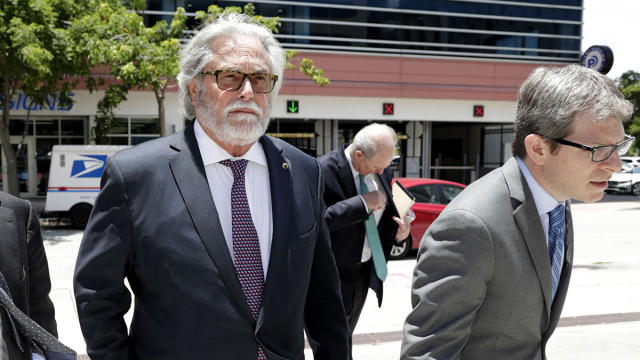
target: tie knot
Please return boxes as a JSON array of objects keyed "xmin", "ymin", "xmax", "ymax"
[
  {"xmin": 549, "ymin": 204, "xmax": 565, "ymax": 224},
  {"xmin": 220, "ymin": 159, "xmax": 248, "ymax": 180}
]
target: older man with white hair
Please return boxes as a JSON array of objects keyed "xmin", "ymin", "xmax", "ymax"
[
  {"xmin": 319, "ymin": 123, "xmax": 411, "ymax": 359},
  {"xmin": 74, "ymin": 13, "xmax": 348, "ymax": 360}
]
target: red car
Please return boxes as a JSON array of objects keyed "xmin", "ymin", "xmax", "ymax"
[{"xmin": 389, "ymin": 178, "xmax": 466, "ymax": 259}]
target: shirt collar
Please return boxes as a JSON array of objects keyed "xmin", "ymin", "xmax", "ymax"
[
  {"xmin": 515, "ymin": 156, "xmax": 565, "ymax": 216},
  {"xmin": 194, "ymin": 119, "xmax": 267, "ymax": 167},
  {"xmin": 344, "ymin": 144, "xmax": 361, "ymax": 181}
]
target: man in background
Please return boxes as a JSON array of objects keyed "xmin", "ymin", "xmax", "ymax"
[
  {"xmin": 402, "ymin": 64, "xmax": 634, "ymax": 359},
  {"xmin": 319, "ymin": 123, "xmax": 411, "ymax": 358}
]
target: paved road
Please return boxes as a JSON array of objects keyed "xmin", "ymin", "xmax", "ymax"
[{"xmin": 41, "ymin": 195, "xmax": 640, "ymax": 359}]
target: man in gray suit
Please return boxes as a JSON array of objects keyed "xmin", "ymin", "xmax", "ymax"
[{"xmin": 401, "ymin": 65, "xmax": 634, "ymax": 360}]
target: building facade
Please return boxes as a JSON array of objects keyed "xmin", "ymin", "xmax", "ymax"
[{"xmin": 1, "ymin": 0, "xmax": 583, "ymax": 196}]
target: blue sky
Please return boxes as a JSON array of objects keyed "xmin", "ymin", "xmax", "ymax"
[{"xmin": 582, "ymin": 0, "xmax": 639, "ymax": 80}]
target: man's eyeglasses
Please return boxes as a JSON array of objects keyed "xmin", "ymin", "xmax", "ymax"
[
  {"xmin": 200, "ymin": 70, "xmax": 278, "ymax": 93},
  {"xmin": 553, "ymin": 134, "xmax": 635, "ymax": 162}
]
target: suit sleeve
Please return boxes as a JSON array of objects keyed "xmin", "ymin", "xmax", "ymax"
[
  {"xmin": 25, "ymin": 201, "xmax": 58, "ymax": 336},
  {"xmin": 304, "ymin": 163, "xmax": 350, "ymax": 360},
  {"xmin": 73, "ymin": 157, "xmax": 134, "ymax": 359},
  {"xmin": 323, "ymin": 194, "xmax": 368, "ymax": 232},
  {"xmin": 401, "ymin": 209, "xmax": 494, "ymax": 360}
]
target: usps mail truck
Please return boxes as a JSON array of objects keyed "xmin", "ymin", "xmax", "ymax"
[{"xmin": 44, "ymin": 145, "xmax": 128, "ymax": 228}]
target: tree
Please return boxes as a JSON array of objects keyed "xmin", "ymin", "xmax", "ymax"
[
  {"xmin": 0, "ymin": 0, "xmax": 90, "ymax": 196},
  {"xmin": 617, "ymin": 70, "xmax": 640, "ymax": 155},
  {"xmin": 69, "ymin": 0, "xmax": 179, "ymax": 141},
  {"xmin": 196, "ymin": 3, "xmax": 329, "ymax": 86},
  {"xmin": 78, "ymin": 1, "xmax": 329, "ymax": 142}
]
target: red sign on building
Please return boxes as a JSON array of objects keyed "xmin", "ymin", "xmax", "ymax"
[
  {"xmin": 383, "ymin": 103, "xmax": 394, "ymax": 115},
  {"xmin": 473, "ymin": 105, "xmax": 484, "ymax": 117}
]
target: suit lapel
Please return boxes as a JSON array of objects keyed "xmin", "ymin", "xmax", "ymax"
[
  {"xmin": 377, "ymin": 170, "xmax": 400, "ymax": 219},
  {"xmin": 257, "ymin": 136, "xmax": 293, "ymax": 328},
  {"xmin": 337, "ymin": 145, "xmax": 358, "ymax": 197},
  {"xmin": 503, "ymin": 158, "xmax": 554, "ymax": 317},
  {"xmin": 167, "ymin": 123, "xmax": 253, "ymax": 321},
  {"xmin": 0, "ymin": 205, "xmax": 21, "ymax": 300}
]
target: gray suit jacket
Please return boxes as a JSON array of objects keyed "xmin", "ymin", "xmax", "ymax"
[{"xmin": 401, "ymin": 157, "xmax": 573, "ymax": 360}]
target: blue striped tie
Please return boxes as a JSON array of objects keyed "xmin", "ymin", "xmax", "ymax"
[{"xmin": 548, "ymin": 204, "xmax": 565, "ymax": 301}]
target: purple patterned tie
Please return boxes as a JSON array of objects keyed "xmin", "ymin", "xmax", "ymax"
[{"xmin": 220, "ymin": 159, "xmax": 266, "ymax": 360}]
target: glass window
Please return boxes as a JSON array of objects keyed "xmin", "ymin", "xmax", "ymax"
[
  {"xmin": 9, "ymin": 144, "xmax": 29, "ymax": 192},
  {"xmin": 36, "ymin": 138, "xmax": 58, "ymax": 162},
  {"xmin": 108, "ymin": 118, "xmax": 129, "ymax": 135},
  {"xmin": 36, "ymin": 138, "xmax": 59, "ymax": 195},
  {"xmin": 440, "ymin": 185, "xmax": 464, "ymax": 204},
  {"xmin": 61, "ymin": 137, "xmax": 84, "ymax": 145},
  {"xmin": 409, "ymin": 184, "xmax": 439, "ymax": 204},
  {"xmin": 131, "ymin": 136, "xmax": 158, "ymax": 145},
  {"xmin": 61, "ymin": 119, "xmax": 85, "ymax": 136},
  {"xmin": 105, "ymin": 136, "xmax": 129, "ymax": 145},
  {"xmin": 35, "ymin": 119, "xmax": 59, "ymax": 136},
  {"xmin": 131, "ymin": 117, "xmax": 159, "ymax": 134},
  {"xmin": 9, "ymin": 119, "xmax": 33, "ymax": 136}
]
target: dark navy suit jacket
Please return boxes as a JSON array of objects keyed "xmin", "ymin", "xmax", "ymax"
[
  {"xmin": 74, "ymin": 122, "xmax": 349, "ymax": 360},
  {"xmin": 318, "ymin": 145, "xmax": 405, "ymax": 306}
]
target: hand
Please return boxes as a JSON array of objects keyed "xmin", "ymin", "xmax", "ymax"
[
  {"xmin": 361, "ymin": 190, "xmax": 387, "ymax": 212},
  {"xmin": 393, "ymin": 215, "xmax": 411, "ymax": 242}
]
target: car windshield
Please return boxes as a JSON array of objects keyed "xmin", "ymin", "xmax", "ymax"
[
  {"xmin": 441, "ymin": 185, "xmax": 463, "ymax": 204},
  {"xmin": 409, "ymin": 184, "xmax": 439, "ymax": 204}
]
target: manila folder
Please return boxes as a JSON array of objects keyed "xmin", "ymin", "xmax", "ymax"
[{"xmin": 392, "ymin": 181, "xmax": 415, "ymax": 218}]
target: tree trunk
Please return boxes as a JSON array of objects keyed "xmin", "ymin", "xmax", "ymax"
[
  {"xmin": 155, "ymin": 87, "xmax": 166, "ymax": 137},
  {"xmin": 1, "ymin": 79, "xmax": 19, "ymax": 196}
]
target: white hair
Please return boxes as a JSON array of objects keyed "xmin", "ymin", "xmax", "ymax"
[
  {"xmin": 177, "ymin": 13, "xmax": 286, "ymax": 120},
  {"xmin": 352, "ymin": 123, "xmax": 397, "ymax": 158}
]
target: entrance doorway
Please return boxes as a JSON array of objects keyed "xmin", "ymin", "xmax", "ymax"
[{"xmin": 1, "ymin": 136, "xmax": 37, "ymax": 196}]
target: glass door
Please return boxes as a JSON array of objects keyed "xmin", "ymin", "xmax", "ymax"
[{"xmin": 0, "ymin": 136, "xmax": 37, "ymax": 196}]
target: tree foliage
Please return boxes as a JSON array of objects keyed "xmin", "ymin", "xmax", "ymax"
[
  {"xmin": 617, "ymin": 70, "xmax": 640, "ymax": 155},
  {"xmin": 0, "ymin": 0, "xmax": 89, "ymax": 195},
  {"xmin": 69, "ymin": 0, "xmax": 187, "ymax": 141},
  {"xmin": 0, "ymin": 0, "xmax": 330, "ymax": 195}
]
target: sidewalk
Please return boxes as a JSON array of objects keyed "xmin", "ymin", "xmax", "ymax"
[{"xmin": 42, "ymin": 197, "xmax": 640, "ymax": 359}]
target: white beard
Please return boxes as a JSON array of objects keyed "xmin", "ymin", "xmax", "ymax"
[{"xmin": 195, "ymin": 89, "xmax": 270, "ymax": 146}]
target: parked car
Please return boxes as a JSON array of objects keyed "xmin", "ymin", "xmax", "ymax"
[
  {"xmin": 606, "ymin": 166, "xmax": 640, "ymax": 195},
  {"xmin": 389, "ymin": 178, "xmax": 466, "ymax": 259}
]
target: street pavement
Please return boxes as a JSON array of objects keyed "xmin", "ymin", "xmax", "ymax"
[{"xmin": 41, "ymin": 195, "xmax": 640, "ymax": 359}]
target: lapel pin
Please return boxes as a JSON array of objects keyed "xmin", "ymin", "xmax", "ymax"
[{"xmin": 282, "ymin": 162, "xmax": 289, "ymax": 169}]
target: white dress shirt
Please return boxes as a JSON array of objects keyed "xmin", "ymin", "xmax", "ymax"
[
  {"xmin": 515, "ymin": 156, "xmax": 566, "ymax": 265},
  {"xmin": 194, "ymin": 121, "xmax": 273, "ymax": 279},
  {"xmin": 344, "ymin": 146, "xmax": 385, "ymax": 262}
]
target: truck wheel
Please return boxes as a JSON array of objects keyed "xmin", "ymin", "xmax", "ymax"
[
  {"xmin": 389, "ymin": 238, "xmax": 411, "ymax": 260},
  {"xmin": 70, "ymin": 203, "xmax": 93, "ymax": 229},
  {"xmin": 633, "ymin": 183, "xmax": 640, "ymax": 196}
]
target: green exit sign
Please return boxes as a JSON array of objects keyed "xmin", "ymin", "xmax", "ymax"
[{"xmin": 287, "ymin": 100, "xmax": 299, "ymax": 113}]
